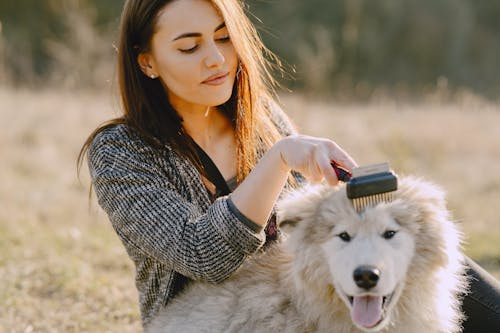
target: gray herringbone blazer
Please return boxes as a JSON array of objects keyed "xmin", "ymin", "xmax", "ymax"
[{"xmin": 87, "ymin": 110, "xmax": 297, "ymax": 327}]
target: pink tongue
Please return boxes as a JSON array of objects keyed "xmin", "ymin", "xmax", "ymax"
[{"xmin": 351, "ymin": 296, "xmax": 383, "ymax": 328}]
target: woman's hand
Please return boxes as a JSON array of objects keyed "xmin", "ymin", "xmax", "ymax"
[
  {"xmin": 230, "ymin": 134, "xmax": 357, "ymax": 226},
  {"xmin": 276, "ymin": 135, "xmax": 358, "ymax": 185}
]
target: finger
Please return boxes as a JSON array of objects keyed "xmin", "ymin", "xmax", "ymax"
[
  {"xmin": 307, "ymin": 160, "xmax": 324, "ymax": 183},
  {"xmin": 316, "ymin": 151, "xmax": 338, "ymax": 185},
  {"xmin": 327, "ymin": 141, "xmax": 358, "ymax": 170},
  {"xmin": 303, "ymin": 147, "xmax": 324, "ymax": 183}
]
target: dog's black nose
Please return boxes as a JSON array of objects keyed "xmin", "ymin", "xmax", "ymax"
[{"xmin": 353, "ymin": 266, "xmax": 380, "ymax": 290}]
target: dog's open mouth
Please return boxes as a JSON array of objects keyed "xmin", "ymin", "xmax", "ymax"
[{"xmin": 346, "ymin": 292, "xmax": 394, "ymax": 329}]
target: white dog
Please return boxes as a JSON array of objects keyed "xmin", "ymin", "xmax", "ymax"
[{"xmin": 147, "ymin": 177, "xmax": 468, "ymax": 333}]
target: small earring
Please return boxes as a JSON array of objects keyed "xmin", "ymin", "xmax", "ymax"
[{"xmin": 150, "ymin": 74, "xmax": 156, "ymax": 79}]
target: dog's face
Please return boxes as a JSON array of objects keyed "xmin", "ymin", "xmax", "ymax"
[
  {"xmin": 278, "ymin": 177, "xmax": 450, "ymax": 332},
  {"xmin": 320, "ymin": 200, "xmax": 416, "ymax": 332}
]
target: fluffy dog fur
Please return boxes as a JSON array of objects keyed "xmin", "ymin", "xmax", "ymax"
[{"xmin": 147, "ymin": 177, "xmax": 467, "ymax": 333}]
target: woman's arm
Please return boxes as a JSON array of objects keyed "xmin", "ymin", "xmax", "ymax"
[
  {"xmin": 88, "ymin": 126, "xmax": 266, "ymax": 283},
  {"xmin": 230, "ymin": 135, "xmax": 357, "ymax": 226}
]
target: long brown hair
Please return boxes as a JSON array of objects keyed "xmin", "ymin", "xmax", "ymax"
[{"xmin": 78, "ymin": 0, "xmax": 286, "ymax": 183}]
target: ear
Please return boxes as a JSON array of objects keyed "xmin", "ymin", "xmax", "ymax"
[
  {"xmin": 278, "ymin": 216, "xmax": 301, "ymax": 232},
  {"xmin": 398, "ymin": 176, "xmax": 446, "ymax": 213},
  {"xmin": 394, "ymin": 176, "xmax": 455, "ymax": 269},
  {"xmin": 137, "ymin": 53, "xmax": 157, "ymax": 78},
  {"xmin": 395, "ymin": 176, "xmax": 448, "ymax": 225},
  {"xmin": 276, "ymin": 184, "xmax": 329, "ymax": 233}
]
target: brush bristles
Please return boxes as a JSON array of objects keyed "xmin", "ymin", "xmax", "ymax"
[{"xmin": 352, "ymin": 193, "xmax": 394, "ymax": 212}]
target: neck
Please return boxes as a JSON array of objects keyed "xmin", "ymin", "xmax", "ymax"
[{"xmin": 175, "ymin": 104, "xmax": 231, "ymax": 150}]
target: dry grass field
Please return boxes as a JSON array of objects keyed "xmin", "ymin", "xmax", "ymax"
[{"xmin": 1, "ymin": 87, "xmax": 499, "ymax": 332}]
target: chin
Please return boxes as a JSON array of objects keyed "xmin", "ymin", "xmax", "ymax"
[
  {"xmin": 202, "ymin": 81, "xmax": 236, "ymax": 106},
  {"xmin": 203, "ymin": 91, "xmax": 234, "ymax": 107}
]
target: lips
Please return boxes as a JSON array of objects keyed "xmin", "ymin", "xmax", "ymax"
[{"xmin": 201, "ymin": 72, "xmax": 230, "ymax": 85}]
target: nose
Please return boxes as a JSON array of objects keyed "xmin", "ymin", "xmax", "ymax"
[
  {"xmin": 204, "ymin": 42, "xmax": 225, "ymax": 68},
  {"xmin": 353, "ymin": 265, "xmax": 380, "ymax": 290}
]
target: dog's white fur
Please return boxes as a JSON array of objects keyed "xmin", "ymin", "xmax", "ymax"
[{"xmin": 147, "ymin": 177, "xmax": 467, "ymax": 333}]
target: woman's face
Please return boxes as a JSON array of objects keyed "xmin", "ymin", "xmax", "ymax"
[{"xmin": 140, "ymin": 0, "xmax": 238, "ymax": 112}]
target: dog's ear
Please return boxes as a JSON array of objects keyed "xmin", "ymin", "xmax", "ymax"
[
  {"xmin": 393, "ymin": 177, "xmax": 450, "ymax": 233},
  {"xmin": 277, "ymin": 184, "xmax": 330, "ymax": 233},
  {"xmin": 278, "ymin": 216, "xmax": 301, "ymax": 231},
  {"xmin": 394, "ymin": 176, "xmax": 448, "ymax": 225},
  {"xmin": 276, "ymin": 189, "xmax": 305, "ymax": 233},
  {"xmin": 394, "ymin": 176, "xmax": 458, "ymax": 269}
]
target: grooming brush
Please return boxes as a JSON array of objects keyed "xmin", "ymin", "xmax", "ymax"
[
  {"xmin": 330, "ymin": 161, "xmax": 353, "ymax": 182},
  {"xmin": 331, "ymin": 162, "xmax": 398, "ymax": 212}
]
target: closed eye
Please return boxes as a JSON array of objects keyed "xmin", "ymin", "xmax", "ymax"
[
  {"xmin": 382, "ymin": 230, "xmax": 397, "ymax": 239},
  {"xmin": 179, "ymin": 45, "xmax": 199, "ymax": 54},
  {"xmin": 179, "ymin": 36, "xmax": 229, "ymax": 54},
  {"xmin": 216, "ymin": 36, "xmax": 231, "ymax": 43}
]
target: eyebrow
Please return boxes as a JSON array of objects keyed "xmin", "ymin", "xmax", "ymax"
[{"xmin": 172, "ymin": 22, "xmax": 226, "ymax": 41}]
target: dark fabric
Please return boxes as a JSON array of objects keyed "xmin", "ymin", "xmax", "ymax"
[
  {"xmin": 194, "ymin": 138, "xmax": 282, "ymax": 244},
  {"xmin": 88, "ymin": 102, "xmax": 300, "ymax": 328},
  {"xmin": 226, "ymin": 176, "xmax": 238, "ymax": 192},
  {"xmin": 88, "ymin": 125, "xmax": 267, "ymax": 326},
  {"xmin": 462, "ymin": 256, "xmax": 500, "ymax": 333},
  {"xmin": 192, "ymin": 139, "xmax": 231, "ymax": 197},
  {"xmin": 227, "ymin": 196, "xmax": 263, "ymax": 233}
]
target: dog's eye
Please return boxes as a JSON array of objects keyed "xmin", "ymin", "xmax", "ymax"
[
  {"xmin": 337, "ymin": 232, "xmax": 351, "ymax": 242},
  {"xmin": 382, "ymin": 230, "xmax": 397, "ymax": 239}
]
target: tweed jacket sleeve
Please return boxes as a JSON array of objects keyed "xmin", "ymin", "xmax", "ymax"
[{"xmin": 88, "ymin": 125, "xmax": 266, "ymax": 283}]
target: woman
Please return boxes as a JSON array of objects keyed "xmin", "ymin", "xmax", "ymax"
[
  {"xmin": 80, "ymin": 0, "xmax": 355, "ymax": 327},
  {"xmin": 79, "ymin": 0, "xmax": 499, "ymax": 330}
]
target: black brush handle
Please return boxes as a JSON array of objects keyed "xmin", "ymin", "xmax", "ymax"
[
  {"xmin": 331, "ymin": 161, "xmax": 352, "ymax": 182},
  {"xmin": 346, "ymin": 171, "xmax": 398, "ymax": 199}
]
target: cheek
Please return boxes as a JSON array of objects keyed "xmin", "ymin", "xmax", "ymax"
[
  {"xmin": 159, "ymin": 56, "xmax": 200, "ymax": 90},
  {"xmin": 222, "ymin": 43, "xmax": 238, "ymax": 69},
  {"xmin": 149, "ymin": 43, "xmax": 200, "ymax": 91},
  {"xmin": 386, "ymin": 232, "xmax": 416, "ymax": 279},
  {"xmin": 322, "ymin": 241, "xmax": 353, "ymax": 282}
]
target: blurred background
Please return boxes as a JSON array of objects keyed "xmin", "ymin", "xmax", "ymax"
[
  {"xmin": 1, "ymin": 0, "xmax": 499, "ymax": 331},
  {"xmin": 2, "ymin": 0, "xmax": 500, "ymax": 97}
]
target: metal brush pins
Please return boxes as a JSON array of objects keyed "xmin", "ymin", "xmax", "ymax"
[{"xmin": 331, "ymin": 162, "xmax": 398, "ymax": 213}]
